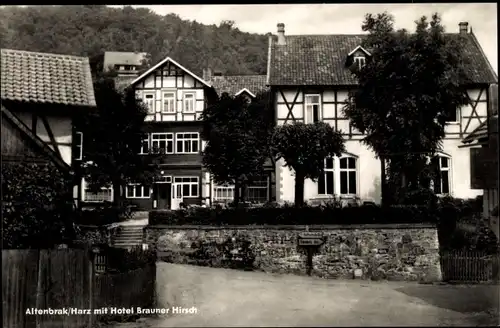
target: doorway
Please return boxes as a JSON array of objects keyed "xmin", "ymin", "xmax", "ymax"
[{"xmin": 155, "ymin": 183, "xmax": 171, "ymax": 209}]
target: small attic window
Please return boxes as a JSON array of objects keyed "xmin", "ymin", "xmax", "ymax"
[{"xmin": 354, "ymin": 56, "xmax": 366, "ymax": 70}]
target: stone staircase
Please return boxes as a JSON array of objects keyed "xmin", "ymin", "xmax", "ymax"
[{"xmin": 112, "ymin": 225, "xmax": 145, "ymax": 249}]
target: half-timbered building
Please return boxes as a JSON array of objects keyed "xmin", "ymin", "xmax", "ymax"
[
  {"xmin": 102, "ymin": 51, "xmax": 148, "ymax": 90},
  {"xmin": 462, "ymin": 84, "xmax": 499, "ymax": 239},
  {"xmin": 1, "ymin": 49, "xmax": 96, "ymax": 206},
  {"xmin": 116, "ymin": 57, "xmax": 218, "ymax": 210},
  {"xmin": 203, "ymin": 70, "xmax": 276, "ymax": 204},
  {"xmin": 267, "ymin": 22, "xmax": 498, "ymax": 205}
]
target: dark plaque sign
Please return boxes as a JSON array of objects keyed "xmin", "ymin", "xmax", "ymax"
[{"xmin": 297, "ymin": 232, "xmax": 327, "ymax": 276}]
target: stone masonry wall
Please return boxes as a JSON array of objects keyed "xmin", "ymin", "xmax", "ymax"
[{"xmin": 145, "ymin": 224, "xmax": 442, "ymax": 282}]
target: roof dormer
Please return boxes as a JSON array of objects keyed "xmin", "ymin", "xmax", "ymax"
[{"xmin": 346, "ymin": 45, "xmax": 372, "ymax": 70}]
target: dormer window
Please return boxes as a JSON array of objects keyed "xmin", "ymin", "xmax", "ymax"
[{"xmin": 354, "ymin": 56, "xmax": 366, "ymax": 70}]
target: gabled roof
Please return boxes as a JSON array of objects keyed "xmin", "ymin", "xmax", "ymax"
[
  {"xmin": 1, "ymin": 105, "xmax": 71, "ymax": 172},
  {"xmin": 103, "ymin": 51, "xmax": 147, "ymax": 70},
  {"xmin": 235, "ymin": 88, "xmax": 256, "ymax": 98},
  {"xmin": 1, "ymin": 49, "xmax": 96, "ymax": 107},
  {"xmin": 348, "ymin": 45, "xmax": 371, "ymax": 57},
  {"xmin": 268, "ymin": 33, "xmax": 498, "ymax": 86},
  {"xmin": 130, "ymin": 57, "xmax": 211, "ymax": 88},
  {"xmin": 210, "ymin": 75, "xmax": 268, "ymax": 97}
]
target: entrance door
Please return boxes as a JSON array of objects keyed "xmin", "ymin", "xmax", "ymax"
[
  {"xmin": 155, "ymin": 183, "xmax": 171, "ymax": 209},
  {"xmin": 171, "ymin": 183, "xmax": 182, "ymax": 210}
]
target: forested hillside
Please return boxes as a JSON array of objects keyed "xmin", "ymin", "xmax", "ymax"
[{"xmin": 0, "ymin": 5, "xmax": 269, "ymax": 76}]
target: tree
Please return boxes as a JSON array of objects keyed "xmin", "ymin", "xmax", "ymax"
[
  {"xmin": 201, "ymin": 92, "xmax": 273, "ymax": 205},
  {"xmin": 271, "ymin": 122, "xmax": 345, "ymax": 207},
  {"xmin": 77, "ymin": 77, "xmax": 159, "ymax": 207},
  {"xmin": 2, "ymin": 163, "xmax": 76, "ymax": 249},
  {"xmin": 342, "ymin": 12, "xmax": 470, "ymax": 205}
]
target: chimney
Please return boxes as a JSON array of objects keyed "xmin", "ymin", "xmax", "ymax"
[
  {"xmin": 459, "ymin": 22, "xmax": 469, "ymax": 34},
  {"xmin": 277, "ymin": 23, "xmax": 286, "ymax": 45},
  {"xmin": 203, "ymin": 68, "xmax": 212, "ymax": 81}
]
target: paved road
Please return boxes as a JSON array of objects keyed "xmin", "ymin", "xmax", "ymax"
[{"xmin": 122, "ymin": 263, "xmax": 500, "ymax": 327}]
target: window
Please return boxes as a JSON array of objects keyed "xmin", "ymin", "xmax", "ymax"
[
  {"xmin": 143, "ymin": 93, "xmax": 155, "ymax": 114},
  {"xmin": 162, "ymin": 91, "xmax": 176, "ymax": 113},
  {"xmin": 174, "ymin": 177, "xmax": 199, "ymax": 198},
  {"xmin": 432, "ymin": 156, "xmax": 451, "ymax": 195},
  {"xmin": 340, "ymin": 157, "xmax": 357, "ymax": 195},
  {"xmin": 176, "ymin": 133, "xmax": 199, "ymax": 154},
  {"xmin": 318, "ymin": 157, "xmax": 335, "ymax": 195},
  {"xmin": 139, "ymin": 134, "xmax": 149, "ymax": 155},
  {"xmin": 445, "ymin": 109, "xmax": 458, "ymax": 123},
  {"xmin": 151, "ymin": 133, "xmax": 173, "ymax": 154},
  {"xmin": 354, "ymin": 56, "xmax": 366, "ymax": 69},
  {"xmin": 183, "ymin": 93, "xmax": 195, "ymax": 113},
  {"xmin": 74, "ymin": 131, "xmax": 83, "ymax": 161},
  {"xmin": 246, "ymin": 178, "xmax": 268, "ymax": 203},
  {"xmin": 83, "ymin": 188, "xmax": 112, "ymax": 202},
  {"xmin": 305, "ymin": 94, "xmax": 321, "ymax": 124},
  {"xmin": 214, "ymin": 185, "xmax": 235, "ymax": 201},
  {"xmin": 126, "ymin": 184, "xmax": 151, "ymax": 199}
]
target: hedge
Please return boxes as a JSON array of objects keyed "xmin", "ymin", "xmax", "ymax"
[{"xmin": 149, "ymin": 198, "xmax": 481, "ymax": 226}]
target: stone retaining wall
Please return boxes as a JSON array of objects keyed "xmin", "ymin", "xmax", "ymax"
[{"xmin": 145, "ymin": 224, "xmax": 442, "ymax": 282}]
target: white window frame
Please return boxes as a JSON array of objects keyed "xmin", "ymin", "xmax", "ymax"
[
  {"xmin": 143, "ymin": 92, "xmax": 155, "ymax": 114},
  {"xmin": 162, "ymin": 90, "xmax": 176, "ymax": 113},
  {"xmin": 75, "ymin": 131, "xmax": 83, "ymax": 161},
  {"xmin": 304, "ymin": 94, "xmax": 322, "ymax": 124},
  {"xmin": 174, "ymin": 177, "xmax": 199, "ymax": 198},
  {"xmin": 125, "ymin": 184, "xmax": 151, "ymax": 199},
  {"xmin": 246, "ymin": 177, "xmax": 269, "ymax": 203},
  {"xmin": 318, "ymin": 157, "xmax": 335, "ymax": 196},
  {"xmin": 83, "ymin": 187, "xmax": 113, "ymax": 203},
  {"xmin": 354, "ymin": 56, "xmax": 366, "ymax": 70},
  {"xmin": 339, "ymin": 156, "xmax": 358, "ymax": 197},
  {"xmin": 183, "ymin": 92, "xmax": 196, "ymax": 113},
  {"xmin": 431, "ymin": 155, "xmax": 452, "ymax": 196},
  {"xmin": 175, "ymin": 132, "xmax": 200, "ymax": 154},
  {"xmin": 139, "ymin": 133, "xmax": 149, "ymax": 155},
  {"xmin": 214, "ymin": 185, "xmax": 235, "ymax": 202},
  {"xmin": 151, "ymin": 133, "xmax": 174, "ymax": 154},
  {"xmin": 445, "ymin": 108, "xmax": 460, "ymax": 124}
]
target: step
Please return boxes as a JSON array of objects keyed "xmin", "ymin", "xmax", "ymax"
[{"xmin": 116, "ymin": 231, "xmax": 143, "ymax": 237}]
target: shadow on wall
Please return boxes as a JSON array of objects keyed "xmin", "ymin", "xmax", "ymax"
[{"xmin": 365, "ymin": 176, "xmax": 381, "ymax": 204}]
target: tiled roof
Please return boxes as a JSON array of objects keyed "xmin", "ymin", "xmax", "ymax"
[
  {"xmin": 268, "ymin": 33, "xmax": 498, "ymax": 86},
  {"xmin": 103, "ymin": 51, "xmax": 147, "ymax": 70},
  {"xmin": 1, "ymin": 49, "xmax": 96, "ymax": 107},
  {"xmin": 462, "ymin": 115, "xmax": 498, "ymax": 144},
  {"xmin": 210, "ymin": 75, "xmax": 268, "ymax": 97}
]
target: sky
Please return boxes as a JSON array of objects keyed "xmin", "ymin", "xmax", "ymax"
[{"xmin": 109, "ymin": 3, "xmax": 498, "ymax": 74}]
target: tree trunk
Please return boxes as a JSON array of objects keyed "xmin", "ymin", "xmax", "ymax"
[
  {"xmin": 112, "ymin": 180, "xmax": 122, "ymax": 208},
  {"xmin": 234, "ymin": 180, "xmax": 240, "ymax": 207},
  {"xmin": 240, "ymin": 183, "xmax": 247, "ymax": 204},
  {"xmin": 380, "ymin": 157, "xmax": 387, "ymax": 208},
  {"xmin": 294, "ymin": 171, "xmax": 305, "ymax": 207}
]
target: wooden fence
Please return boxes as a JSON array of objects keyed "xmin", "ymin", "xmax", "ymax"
[
  {"xmin": 94, "ymin": 264, "xmax": 155, "ymax": 321},
  {"xmin": 2, "ymin": 248, "xmax": 156, "ymax": 328},
  {"xmin": 2, "ymin": 248, "xmax": 93, "ymax": 328},
  {"xmin": 440, "ymin": 250, "xmax": 500, "ymax": 283}
]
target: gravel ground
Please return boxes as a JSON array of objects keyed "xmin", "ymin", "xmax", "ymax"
[{"xmin": 105, "ymin": 263, "xmax": 499, "ymax": 327}]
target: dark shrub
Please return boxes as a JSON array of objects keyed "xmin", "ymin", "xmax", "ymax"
[
  {"xmin": 76, "ymin": 203, "xmax": 133, "ymax": 226},
  {"xmin": 105, "ymin": 246, "xmax": 156, "ymax": 273}
]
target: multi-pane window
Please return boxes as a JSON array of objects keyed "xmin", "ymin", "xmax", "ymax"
[
  {"xmin": 83, "ymin": 188, "xmax": 112, "ymax": 202},
  {"xmin": 174, "ymin": 177, "xmax": 199, "ymax": 198},
  {"xmin": 433, "ymin": 156, "xmax": 451, "ymax": 195},
  {"xmin": 143, "ymin": 93, "xmax": 155, "ymax": 114},
  {"xmin": 246, "ymin": 178, "xmax": 268, "ymax": 202},
  {"xmin": 151, "ymin": 133, "xmax": 174, "ymax": 154},
  {"xmin": 176, "ymin": 133, "xmax": 199, "ymax": 154},
  {"xmin": 214, "ymin": 185, "xmax": 235, "ymax": 201},
  {"xmin": 305, "ymin": 94, "xmax": 321, "ymax": 124},
  {"xmin": 318, "ymin": 157, "xmax": 335, "ymax": 195},
  {"xmin": 183, "ymin": 93, "xmax": 195, "ymax": 113},
  {"xmin": 125, "ymin": 184, "xmax": 151, "ymax": 199},
  {"xmin": 354, "ymin": 56, "xmax": 366, "ymax": 70},
  {"xmin": 139, "ymin": 134, "xmax": 149, "ymax": 155},
  {"xmin": 162, "ymin": 91, "xmax": 176, "ymax": 113},
  {"xmin": 74, "ymin": 131, "xmax": 83, "ymax": 161},
  {"xmin": 340, "ymin": 157, "xmax": 357, "ymax": 195}
]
